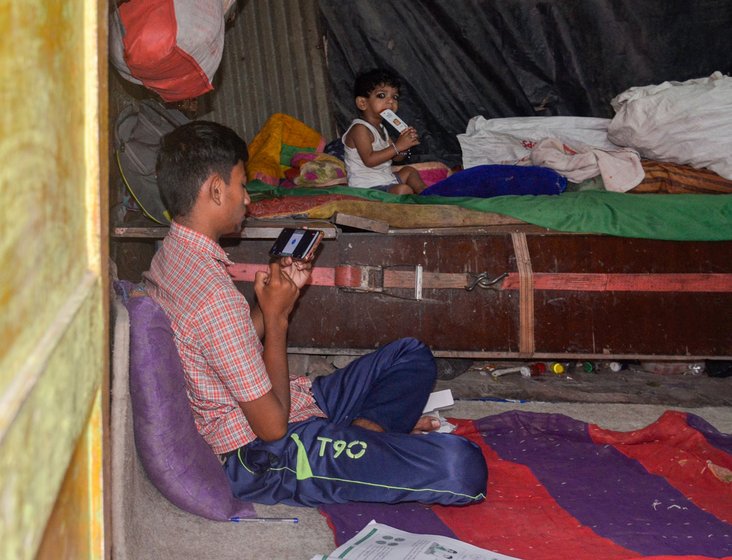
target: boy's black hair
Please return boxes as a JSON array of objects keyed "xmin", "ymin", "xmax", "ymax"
[
  {"xmin": 353, "ymin": 68, "xmax": 402, "ymax": 98},
  {"xmin": 156, "ymin": 120, "xmax": 248, "ymax": 219}
]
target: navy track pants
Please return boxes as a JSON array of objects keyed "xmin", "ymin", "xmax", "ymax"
[{"xmin": 224, "ymin": 338, "xmax": 488, "ymax": 507}]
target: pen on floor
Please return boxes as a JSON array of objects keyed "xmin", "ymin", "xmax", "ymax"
[{"xmin": 230, "ymin": 516, "xmax": 299, "ymax": 524}]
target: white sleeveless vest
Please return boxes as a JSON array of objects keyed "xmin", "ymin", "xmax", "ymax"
[{"xmin": 342, "ymin": 119, "xmax": 397, "ymax": 188}]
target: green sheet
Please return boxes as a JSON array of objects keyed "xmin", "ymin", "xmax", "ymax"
[{"xmin": 247, "ymin": 181, "xmax": 732, "ymax": 241}]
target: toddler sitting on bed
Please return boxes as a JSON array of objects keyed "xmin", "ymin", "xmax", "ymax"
[{"xmin": 342, "ymin": 68, "xmax": 427, "ymax": 194}]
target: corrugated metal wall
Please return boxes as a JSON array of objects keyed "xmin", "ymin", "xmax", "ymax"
[{"xmin": 203, "ymin": 0, "xmax": 337, "ymax": 143}]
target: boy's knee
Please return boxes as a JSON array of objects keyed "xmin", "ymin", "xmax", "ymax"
[
  {"xmin": 397, "ymin": 337, "xmax": 435, "ymax": 370},
  {"xmin": 391, "ymin": 336, "xmax": 427, "ymax": 354},
  {"xmin": 442, "ymin": 437, "xmax": 488, "ymax": 502},
  {"xmin": 396, "ymin": 336, "xmax": 426, "ymax": 350}
]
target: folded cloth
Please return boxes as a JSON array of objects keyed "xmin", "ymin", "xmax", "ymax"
[
  {"xmin": 529, "ymin": 137, "xmax": 645, "ymax": 192},
  {"xmin": 420, "ymin": 164, "xmax": 567, "ymax": 198}
]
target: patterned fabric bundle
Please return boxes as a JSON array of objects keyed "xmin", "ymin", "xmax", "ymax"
[{"xmin": 283, "ymin": 152, "xmax": 348, "ymax": 187}]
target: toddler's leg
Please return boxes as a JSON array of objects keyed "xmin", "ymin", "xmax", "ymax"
[
  {"xmin": 387, "ymin": 183, "xmax": 414, "ymax": 195},
  {"xmin": 396, "ymin": 166, "xmax": 427, "ymax": 193}
]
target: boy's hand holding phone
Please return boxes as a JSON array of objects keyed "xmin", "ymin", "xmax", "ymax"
[
  {"xmin": 254, "ymin": 261, "xmax": 299, "ymax": 320},
  {"xmin": 279, "ymin": 256, "xmax": 312, "ymax": 289},
  {"xmin": 269, "ymin": 228, "xmax": 323, "ymax": 261},
  {"xmin": 269, "ymin": 228, "xmax": 323, "ymax": 288}
]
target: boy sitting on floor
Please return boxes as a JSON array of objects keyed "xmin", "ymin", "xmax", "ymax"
[{"xmin": 143, "ymin": 120, "xmax": 487, "ymax": 507}]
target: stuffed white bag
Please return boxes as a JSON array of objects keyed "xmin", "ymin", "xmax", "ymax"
[{"xmin": 608, "ymin": 72, "xmax": 732, "ymax": 179}]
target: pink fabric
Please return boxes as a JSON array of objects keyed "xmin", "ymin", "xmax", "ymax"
[
  {"xmin": 393, "ymin": 161, "xmax": 453, "ymax": 187},
  {"xmin": 529, "ymin": 137, "xmax": 645, "ymax": 192}
]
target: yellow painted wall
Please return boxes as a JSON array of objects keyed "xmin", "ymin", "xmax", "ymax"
[
  {"xmin": 36, "ymin": 390, "xmax": 106, "ymax": 559},
  {"xmin": 0, "ymin": 1, "xmax": 108, "ymax": 558}
]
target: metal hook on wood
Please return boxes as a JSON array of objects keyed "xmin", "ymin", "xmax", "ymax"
[{"xmin": 465, "ymin": 272, "xmax": 508, "ymax": 291}]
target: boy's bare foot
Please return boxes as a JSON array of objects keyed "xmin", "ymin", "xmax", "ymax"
[
  {"xmin": 352, "ymin": 415, "xmax": 441, "ymax": 433},
  {"xmin": 352, "ymin": 417, "xmax": 385, "ymax": 432},
  {"xmin": 411, "ymin": 415, "xmax": 441, "ymax": 434}
]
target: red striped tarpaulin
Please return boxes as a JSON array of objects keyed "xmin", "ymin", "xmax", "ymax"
[{"xmin": 319, "ymin": 410, "xmax": 732, "ymax": 559}]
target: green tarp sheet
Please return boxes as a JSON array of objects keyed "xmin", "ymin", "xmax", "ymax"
[{"xmin": 247, "ymin": 182, "xmax": 732, "ymax": 242}]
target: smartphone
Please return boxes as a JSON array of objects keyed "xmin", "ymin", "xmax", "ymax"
[{"xmin": 269, "ymin": 228, "xmax": 324, "ymax": 261}]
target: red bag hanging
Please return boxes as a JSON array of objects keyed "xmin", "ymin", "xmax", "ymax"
[{"xmin": 110, "ymin": 0, "xmax": 228, "ymax": 102}]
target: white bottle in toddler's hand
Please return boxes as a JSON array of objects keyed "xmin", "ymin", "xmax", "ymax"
[{"xmin": 380, "ymin": 109, "xmax": 408, "ymax": 132}]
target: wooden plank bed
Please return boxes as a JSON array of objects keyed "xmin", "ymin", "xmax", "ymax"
[{"xmin": 112, "ymin": 188, "xmax": 732, "ymax": 361}]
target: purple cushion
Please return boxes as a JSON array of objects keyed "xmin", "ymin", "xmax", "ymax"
[{"xmin": 126, "ymin": 295, "xmax": 255, "ymax": 521}]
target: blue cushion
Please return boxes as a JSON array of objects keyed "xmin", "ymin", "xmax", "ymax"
[{"xmin": 421, "ymin": 164, "xmax": 567, "ymax": 198}]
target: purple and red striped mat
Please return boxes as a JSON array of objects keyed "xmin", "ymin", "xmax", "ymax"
[{"xmin": 319, "ymin": 410, "xmax": 732, "ymax": 559}]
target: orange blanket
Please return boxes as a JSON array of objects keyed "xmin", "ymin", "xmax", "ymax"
[{"xmin": 245, "ymin": 113, "xmax": 326, "ymax": 186}]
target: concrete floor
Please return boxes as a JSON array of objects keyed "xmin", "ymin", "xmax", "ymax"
[
  {"xmin": 436, "ymin": 359, "xmax": 732, "ymax": 407},
  {"xmin": 294, "ymin": 355, "xmax": 732, "ymax": 407},
  {"xmin": 120, "ymin": 354, "xmax": 731, "ymax": 560}
]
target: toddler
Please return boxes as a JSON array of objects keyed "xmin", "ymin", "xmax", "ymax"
[{"xmin": 342, "ymin": 68, "xmax": 426, "ymax": 194}]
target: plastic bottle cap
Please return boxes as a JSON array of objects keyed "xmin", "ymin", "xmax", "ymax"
[
  {"xmin": 549, "ymin": 362, "xmax": 565, "ymax": 374},
  {"xmin": 530, "ymin": 363, "xmax": 547, "ymax": 375}
]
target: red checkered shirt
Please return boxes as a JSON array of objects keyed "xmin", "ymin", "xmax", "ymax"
[{"xmin": 144, "ymin": 222, "xmax": 325, "ymax": 454}]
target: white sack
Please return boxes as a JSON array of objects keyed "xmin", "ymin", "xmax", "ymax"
[
  {"xmin": 608, "ymin": 72, "xmax": 732, "ymax": 180},
  {"xmin": 458, "ymin": 116, "xmax": 617, "ymax": 169}
]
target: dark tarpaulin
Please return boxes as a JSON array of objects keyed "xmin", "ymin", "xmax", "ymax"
[{"xmin": 318, "ymin": 0, "xmax": 732, "ymax": 167}]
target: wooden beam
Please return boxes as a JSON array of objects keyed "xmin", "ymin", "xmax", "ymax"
[{"xmin": 334, "ymin": 212, "xmax": 389, "ymax": 234}]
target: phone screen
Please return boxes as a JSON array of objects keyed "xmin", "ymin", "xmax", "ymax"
[
  {"xmin": 269, "ymin": 228, "xmax": 323, "ymax": 260},
  {"xmin": 282, "ymin": 230, "xmax": 305, "ymax": 255}
]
